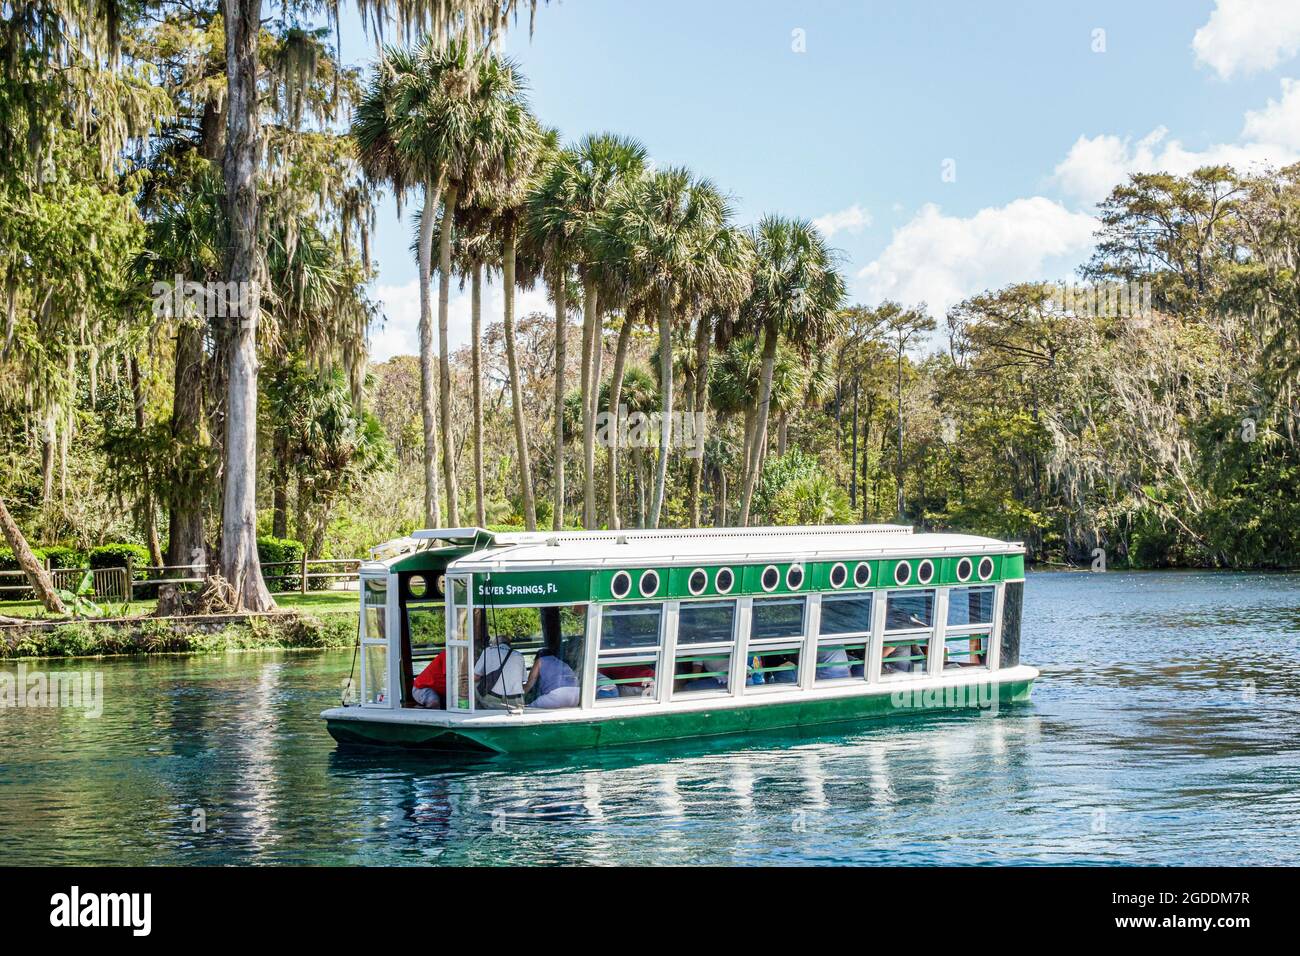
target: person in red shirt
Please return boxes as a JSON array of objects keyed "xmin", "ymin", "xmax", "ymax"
[{"xmin": 412, "ymin": 651, "xmax": 447, "ymax": 708}]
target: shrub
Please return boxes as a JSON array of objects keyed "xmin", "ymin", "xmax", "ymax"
[
  {"xmin": 257, "ymin": 536, "xmax": 305, "ymax": 592},
  {"xmin": 43, "ymin": 545, "xmax": 86, "ymax": 569},
  {"xmin": 0, "ymin": 546, "xmax": 48, "ymax": 600}
]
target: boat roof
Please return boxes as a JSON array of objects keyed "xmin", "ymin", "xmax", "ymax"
[{"xmin": 385, "ymin": 524, "xmax": 1022, "ymax": 575}]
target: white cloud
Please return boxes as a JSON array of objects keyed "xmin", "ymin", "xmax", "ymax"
[
  {"xmin": 1053, "ymin": 79, "xmax": 1300, "ymax": 205},
  {"xmin": 813, "ymin": 203, "xmax": 871, "ymax": 239},
  {"xmin": 856, "ymin": 198, "xmax": 1097, "ymax": 317},
  {"xmin": 1193, "ymin": 0, "xmax": 1300, "ymax": 79},
  {"xmin": 369, "ymin": 279, "xmax": 551, "ymax": 363}
]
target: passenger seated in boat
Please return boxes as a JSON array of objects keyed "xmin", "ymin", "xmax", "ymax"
[
  {"xmin": 848, "ymin": 647, "xmax": 865, "ymax": 678},
  {"xmin": 677, "ymin": 655, "xmax": 728, "ymax": 692},
  {"xmin": 412, "ymin": 651, "xmax": 446, "ymax": 708},
  {"xmin": 525, "ymin": 628, "xmax": 580, "ymax": 709},
  {"xmin": 814, "ymin": 646, "xmax": 852, "ymax": 680},
  {"xmin": 762, "ymin": 652, "xmax": 798, "ymax": 683},
  {"xmin": 882, "ymin": 642, "xmax": 925, "ymax": 673},
  {"xmin": 600, "ymin": 664, "xmax": 655, "ymax": 697},
  {"xmin": 474, "ymin": 631, "xmax": 527, "ymax": 708}
]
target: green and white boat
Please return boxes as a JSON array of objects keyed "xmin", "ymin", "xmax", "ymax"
[{"xmin": 322, "ymin": 524, "xmax": 1035, "ymax": 753}]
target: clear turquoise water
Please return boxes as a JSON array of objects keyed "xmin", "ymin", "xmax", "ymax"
[{"xmin": 1, "ymin": 570, "xmax": 1297, "ymax": 865}]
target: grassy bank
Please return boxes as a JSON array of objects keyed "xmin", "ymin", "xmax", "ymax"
[
  {"xmin": 0, "ymin": 609, "xmax": 358, "ymax": 661},
  {"xmin": 0, "ymin": 589, "xmax": 358, "ymax": 622}
]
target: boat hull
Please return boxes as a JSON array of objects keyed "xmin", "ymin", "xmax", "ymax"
[{"xmin": 324, "ymin": 672, "xmax": 1036, "ymax": 754}]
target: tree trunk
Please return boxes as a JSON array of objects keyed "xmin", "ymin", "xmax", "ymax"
[
  {"xmin": 849, "ymin": 374, "xmax": 859, "ymax": 511},
  {"xmin": 0, "ymin": 496, "xmax": 65, "ymax": 614},
  {"xmin": 689, "ymin": 311, "xmax": 710, "ymax": 528},
  {"xmin": 502, "ymin": 224, "xmax": 536, "ymax": 530},
  {"xmin": 418, "ymin": 177, "xmax": 444, "ymax": 529},
  {"xmin": 738, "ymin": 319, "xmax": 778, "ymax": 526},
  {"xmin": 606, "ymin": 312, "xmax": 633, "ymax": 531},
  {"xmin": 896, "ymin": 347, "xmax": 905, "ymax": 520},
  {"xmin": 272, "ymin": 427, "xmax": 289, "ymax": 539},
  {"xmin": 471, "ymin": 262, "xmax": 486, "ymax": 527},
  {"xmin": 579, "ymin": 280, "xmax": 598, "ymax": 528},
  {"xmin": 166, "ymin": 318, "xmax": 207, "ymax": 571},
  {"xmin": 218, "ymin": 0, "xmax": 274, "ymax": 612},
  {"xmin": 552, "ymin": 264, "xmax": 567, "ymax": 530},
  {"xmin": 438, "ymin": 184, "xmax": 460, "ymax": 527},
  {"xmin": 128, "ymin": 355, "xmax": 164, "ymax": 567},
  {"xmin": 776, "ymin": 411, "xmax": 788, "ymax": 457},
  {"xmin": 648, "ymin": 291, "xmax": 673, "ymax": 528}
]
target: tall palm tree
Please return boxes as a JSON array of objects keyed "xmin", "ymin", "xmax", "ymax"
[
  {"xmin": 491, "ymin": 121, "xmax": 555, "ymax": 530},
  {"xmin": 596, "ymin": 168, "xmax": 735, "ymax": 527},
  {"xmin": 398, "ymin": 38, "xmax": 532, "ymax": 527},
  {"xmin": 525, "ymin": 151, "xmax": 583, "ymax": 529},
  {"xmin": 562, "ymin": 134, "xmax": 649, "ymax": 529},
  {"xmin": 353, "ymin": 47, "xmax": 442, "ymax": 529},
  {"xmin": 737, "ymin": 216, "xmax": 846, "ymax": 526}
]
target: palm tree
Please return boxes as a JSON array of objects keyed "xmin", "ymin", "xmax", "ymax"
[
  {"xmin": 562, "ymin": 134, "xmax": 649, "ymax": 529},
  {"xmin": 356, "ymin": 38, "xmax": 532, "ymax": 529},
  {"xmin": 491, "ymin": 121, "xmax": 555, "ymax": 530},
  {"xmin": 737, "ymin": 216, "xmax": 846, "ymax": 526},
  {"xmin": 525, "ymin": 149, "xmax": 583, "ymax": 530},
  {"xmin": 353, "ymin": 47, "xmax": 443, "ymax": 529},
  {"xmin": 596, "ymin": 168, "xmax": 735, "ymax": 527},
  {"xmin": 398, "ymin": 39, "xmax": 532, "ymax": 527},
  {"xmin": 875, "ymin": 301, "xmax": 937, "ymax": 519}
]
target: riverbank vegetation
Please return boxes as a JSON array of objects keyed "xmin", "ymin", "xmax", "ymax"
[
  {"xmin": 2, "ymin": 2, "xmax": 1298, "ymax": 627},
  {"xmin": 0, "ymin": 609, "xmax": 357, "ymax": 660}
]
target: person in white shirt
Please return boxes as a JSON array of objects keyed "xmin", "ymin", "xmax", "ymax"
[{"xmin": 473, "ymin": 632, "xmax": 527, "ymax": 708}]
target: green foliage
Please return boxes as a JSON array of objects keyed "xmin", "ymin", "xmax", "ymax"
[
  {"xmin": 88, "ymin": 544, "xmax": 151, "ymax": 575},
  {"xmin": 42, "ymin": 545, "xmax": 86, "ymax": 569},
  {"xmin": 257, "ymin": 537, "xmax": 305, "ymax": 592}
]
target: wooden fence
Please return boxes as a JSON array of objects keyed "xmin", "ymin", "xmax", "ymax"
[{"xmin": 0, "ymin": 555, "xmax": 361, "ymax": 603}]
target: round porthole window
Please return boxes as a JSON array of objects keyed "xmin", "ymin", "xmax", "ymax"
[
  {"xmin": 761, "ymin": 565, "xmax": 780, "ymax": 591},
  {"xmin": 639, "ymin": 569, "xmax": 661, "ymax": 597},
  {"xmin": 829, "ymin": 563, "xmax": 848, "ymax": 588},
  {"xmin": 786, "ymin": 564, "xmax": 805, "ymax": 590},
  {"xmin": 853, "ymin": 562, "xmax": 872, "ymax": 587},
  {"xmin": 611, "ymin": 570, "xmax": 632, "ymax": 599},
  {"xmin": 434, "ymin": 573, "xmax": 446, "ymax": 597},
  {"xmin": 917, "ymin": 559, "xmax": 934, "ymax": 585},
  {"xmin": 894, "ymin": 561, "xmax": 912, "ymax": 586},
  {"xmin": 977, "ymin": 556, "xmax": 995, "ymax": 581},
  {"xmin": 408, "ymin": 574, "xmax": 427, "ymax": 598},
  {"xmin": 956, "ymin": 557, "xmax": 973, "ymax": 582},
  {"xmin": 715, "ymin": 567, "xmax": 735, "ymax": 594},
  {"xmin": 688, "ymin": 568, "xmax": 708, "ymax": 596}
]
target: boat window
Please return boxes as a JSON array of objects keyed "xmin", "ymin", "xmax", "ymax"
[
  {"xmin": 943, "ymin": 631, "xmax": 989, "ymax": 670},
  {"xmin": 817, "ymin": 593, "xmax": 872, "ymax": 682},
  {"xmin": 597, "ymin": 603, "xmax": 662, "ymax": 702},
  {"xmin": 944, "ymin": 586, "xmax": 994, "ymax": 671},
  {"xmin": 947, "ymin": 586, "xmax": 995, "ymax": 626},
  {"xmin": 474, "ymin": 604, "xmax": 587, "ymax": 710},
  {"xmin": 360, "ymin": 576, "xmax": 389, "ymax": 706},
  {"xmin": 363, "ymin": 576, "xmax": 387, "ymax": 641},
  {"xmin": 882, "ymin": 589, "xmax": 934, "ymax": 677},
  {"xmin": 746, "ymin": 597, "xmax": 805, "ymax": 689},
  {"xmin": 674, "ymin": 600, "xmax": 736, "ymax": 696}
]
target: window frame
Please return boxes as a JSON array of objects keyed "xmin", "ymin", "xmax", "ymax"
[
  {"xmin": 814, "ymin": 590, "xmax": 875, "ymax": 685},
  {"xmin": 744, "ymin": 594, "xmax": 808, "ymax": 692},
  {"xmin": 940, "ymin": 584, "xmax": 998, "ymax": 672},
  {"xmin": 593, "ymin": 601, "xmax": 667, "ymax": 706},
  {"xmin": 671, "ymin": 598, "xmax": 738, "ymax": 700},
  {"xmin": 877, "ymin": 587, "xmax": 937, "ymax": 681}
]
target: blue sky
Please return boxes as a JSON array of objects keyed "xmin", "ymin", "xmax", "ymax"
[{"xmin": 335, "ymin": 0, "xmax": 1300, "ymax": 360}]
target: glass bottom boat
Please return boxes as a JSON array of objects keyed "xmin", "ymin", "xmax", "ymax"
[{"xmin": 321, "ymin": 524, "xmax": 1036, "ymax": 754}]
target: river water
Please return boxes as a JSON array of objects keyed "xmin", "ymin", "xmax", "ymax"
[{"xmin": 1, "ymin": 570, "xmax": 1297, "ymax": 865}]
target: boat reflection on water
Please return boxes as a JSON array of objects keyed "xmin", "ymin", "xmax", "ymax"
[{"xmin": 324, "ymin": 706, "xmax": 1044, "ymax": 865}]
